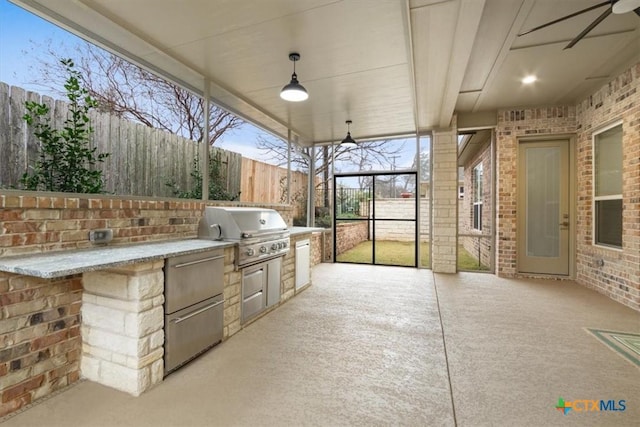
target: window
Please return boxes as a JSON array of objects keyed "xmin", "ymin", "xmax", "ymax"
[
  {"xmin": 472, "ymin": 163, "xmax": 483, "ymax": 231},
  {"xmin": 593, "ymin": 123, "xmax": 623, "ymax": 248}
]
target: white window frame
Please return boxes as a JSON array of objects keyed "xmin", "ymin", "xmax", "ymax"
[
  {"xmin": 472, "ymin": 163, "xmax": 483, "ymax": 231},
  {"xmin": 592, "ymin": 120, "xmax": 623, "ymax": 250}
]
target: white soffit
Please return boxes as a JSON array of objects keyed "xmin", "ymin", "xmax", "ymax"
[
  {"xmin": 10, "ymin": 0, "xmax": 417, "ymax": 146},
  {"xmin": 411, "ymin": 0, "xmax": 485, "ymax": 130},
  {"xmin": 460, "ymin": 0, "xmax": 640, "ymax": 115}
]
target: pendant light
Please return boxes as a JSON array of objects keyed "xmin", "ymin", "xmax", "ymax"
[
  {"xmin": 280, "ymin": 53, "xmax": 308, "ymax": 102},
  {"xmin": 612, "ymin": 0, "xmax": 640, "ymax": 14},
  {"xmin": 340, "ymin": 120, "xmax": 357, "ymax": 148}
]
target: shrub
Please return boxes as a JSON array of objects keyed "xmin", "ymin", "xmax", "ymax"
[{"xmin": 21, "ymin": 59, "xmax": 109, "ymax": 193}]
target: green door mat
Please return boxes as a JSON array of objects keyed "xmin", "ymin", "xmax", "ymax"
[{"xmin": 585, "ymin": 328, "xmax": 640, "ymax": 368}]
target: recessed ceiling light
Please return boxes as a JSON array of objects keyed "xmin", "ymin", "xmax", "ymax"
[{"xmin": 522, "ymin": 75, "xmax": 537, "ymax": 84}]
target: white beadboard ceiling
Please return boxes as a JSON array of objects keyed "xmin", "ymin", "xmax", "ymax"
[{"xmin": 10, "ymin": 0, "xmax": 640, "ymax": 145}]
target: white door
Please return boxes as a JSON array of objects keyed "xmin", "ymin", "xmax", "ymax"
[{"xmin": 517, "ymin": 140, "xmax": 570, "ymax": 275}]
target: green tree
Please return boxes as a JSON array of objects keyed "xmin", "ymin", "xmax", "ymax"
[{"xmin": 21, "ymin": 58, "xmax": 109, "ymax": 193}]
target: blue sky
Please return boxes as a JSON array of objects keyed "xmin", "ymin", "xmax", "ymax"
[
  {"xmin": 0, "ymin": 0, "xmax": 277, "ymax": 163},
  {"xmin": 0, "ymin": 0, "xmax": 418, "ymax": 171}
]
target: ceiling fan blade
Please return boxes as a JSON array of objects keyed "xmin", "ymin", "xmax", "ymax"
[
  {"xmin": 518, "ymin": 1, "xmax": 611, "ymax": 36},
  {"xmin": 564, "ymin": 7, "xmax": 612, "ymax": 49}
]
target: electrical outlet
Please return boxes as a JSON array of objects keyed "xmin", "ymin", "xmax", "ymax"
[{"xmin": 89, "ymin": 228, "xmax": 113, "ymax": 243}]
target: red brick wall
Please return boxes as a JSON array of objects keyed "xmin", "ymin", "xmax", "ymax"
[
  {"xmin": 0, "ymin": 274, "xmax": 82, "ymax": 417},
  {"xmin": 0, "ymin": 190, "xmax": 293, "ymax": 257},
  {"xmin": 495, "ymin": 62, "xmax": 639, "ymax": 311},
  {"xmin": 496, "ymin": 106, "xmax": 577, "ymax": 276},
  {"xmin": 335, "ymin": 222, "xmax": 368, "ymax": 256},
  {"xmin": 0, "ymin": 190, "xmax": 293, "ymax": 417},
  {"xmin": 574, "ymin": 63, "xmax": 640, "ymax": 309},
  {"xmin": 460, "ymin": 141, "xmax": 492, "ymax": 268}
]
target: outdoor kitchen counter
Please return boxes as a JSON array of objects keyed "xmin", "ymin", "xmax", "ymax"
[
  {"xmin": 289, "ymin": 226, "xmax": 325, "ymax": 236},
  {"xmin": 0, "ymin": 239, "xmax": 234, "ymax": 279}
]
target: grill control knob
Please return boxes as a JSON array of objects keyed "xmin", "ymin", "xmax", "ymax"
[
  {"xmin": 259, "ymin": 246, "xmax": 267, "ymax": 254},
  {"xmin": 271, "ymin": 243, "xmax": 278, "ymax": 250},
  {"xmin": 246, "ymin": 248, "xmax": 255, "ymax": 256}
]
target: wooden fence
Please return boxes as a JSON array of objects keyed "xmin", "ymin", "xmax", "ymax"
[
  {"xmin": 241, "ymin": 157, "xmax": 309, "ymax": 217},
  {"xmin": 0, "ymin": 82, "xmax": 260, "ymax": 200}
]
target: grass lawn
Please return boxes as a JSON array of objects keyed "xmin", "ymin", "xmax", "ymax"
[
  {"xmin": 336, "ymin": 240, "xmax": 490, "ymax": 271},
  {"xmin": 457, "ymin": 245, "xmax": 490, "ymax": 271},
  {"xmin": 336, "ymin": 240, "xmax": 430, "ymax": 267}
]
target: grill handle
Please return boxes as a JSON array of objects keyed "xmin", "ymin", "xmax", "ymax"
[{"xmin": 240, "ymin": 229, "xmax": 288, "ymax": 239}]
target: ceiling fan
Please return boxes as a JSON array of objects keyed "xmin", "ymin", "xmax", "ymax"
[{"xmin": 518, "ymin": 0, "xmax": 640, "ymax": 49}]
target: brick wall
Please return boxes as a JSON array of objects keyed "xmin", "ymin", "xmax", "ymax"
[
  {"xmin": 335, "ymin": 222, "xmax": 369, "ymax": 256},
  {"xmin": 495, "ymin": 106, "xmax": 576, "ymax": 276},
  {"xmin": 0, "ymin": 190, "xmax": 293, "ymax": 417},
  {"xmin": 460, "ymin": 142, "xmax": 492, "ymax": 268},
  {"xmin": 0, "ymin": 274, "xmax": 81, "ymax": 417},
  {"xmin": 574, "ymin": 63, "xmax": 640, "ymax": 310},
  {"xmin": 495, "ymin": 62, "xmax": 639, "ymax": 311},
  {"xmin": 0, "ymin": 190, "xmax": 293, "ymax": 258}
]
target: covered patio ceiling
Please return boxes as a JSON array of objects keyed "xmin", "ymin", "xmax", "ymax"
[{"xmin": 10, "ymin": 0, "xmax": 640, "ymax": 146}]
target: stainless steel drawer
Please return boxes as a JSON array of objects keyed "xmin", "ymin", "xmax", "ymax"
[
  {"xmin": 164, "ymin": 295, "xmax": 224, "ymax": 375},
  {"xmin": 242, "ymin": 291, "xmax": 265, "ymax": 323},
  {"xmin": 165, "ymin": 249, "xmax": 224, "ymax": 313},
  {"xmin": 243, "ymin": 266, "xmax": 265, "ymax": 298}
]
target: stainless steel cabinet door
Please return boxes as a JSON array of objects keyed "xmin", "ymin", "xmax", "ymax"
[
  {"xmin": 164, "ymin": 295, "xmax": 224, "ymax": 375},
  {"xmin": 164, "ymin": 249, "xmax": 224, "ymax": 313}
]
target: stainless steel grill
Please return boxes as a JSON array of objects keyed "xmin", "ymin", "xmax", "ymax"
[{"xmin": 198, "ymin": 207, "xmax": 290, "ymax": 268}]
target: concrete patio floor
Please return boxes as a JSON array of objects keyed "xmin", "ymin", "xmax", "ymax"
[{"xmin": 2, "ymin": 264, "xmax": 639, "ymax": 426}]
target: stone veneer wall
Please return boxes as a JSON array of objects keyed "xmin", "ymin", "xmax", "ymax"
[
  {"xmin": 0, "ymin": 190, "xmax": 293, "ymax": 417},
  {"xmin": 371, "ymin": 199, "xmax": 431, "ymax": 241},
  {"xmin": 0, "ymin": 274, "xmax": 82, "ymax": 417},
  {"xmin": 431, "ymin": 125, "xmax": 458, "ymax": 273},
  {"xmin": 496, "ymin": 62, "xmax": 639, "ymax": 310},
  {"xmin": 311, "ymin": 232, "xmax": 324, "ymax": 265},
  {"xmin": 460, "ymin": 141, "xmax": 492, "ymax": 268},
  {"xmin": 222, "ymin": 247, "xmax": 242, "ymax": 339},
  {"xmin": 81, "ymin": 261, "xmax": 165, "ymax": 396},
  {"xmin": 335, "ymin": 222, "xmax": 368, "ymax": 256}
]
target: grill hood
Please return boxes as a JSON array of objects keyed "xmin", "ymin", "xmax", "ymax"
[{"xmin": 198, "ymin": 207, "xmax": 288, "ymax": 240}]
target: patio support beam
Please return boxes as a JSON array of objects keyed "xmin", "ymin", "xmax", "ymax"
[
  {"xmin": 308, "ymin": 145, "xmax": 315, "ymax": 227},
  {"xmin": 201, "ymin": 80, "xmax": 210, "ymax": 200},
  {"xmin": 287, "ymin": 130, "xmax": 292, "ymax": 205}
]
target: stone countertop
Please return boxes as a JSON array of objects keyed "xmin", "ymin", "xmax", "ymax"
[
  {"xmin": 0, "ymin": 239, "xmax": 234, "ymax": 279},
  {"xmin": 289, "ymin": 227, "xmax": 326, "ymax": 236}
]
